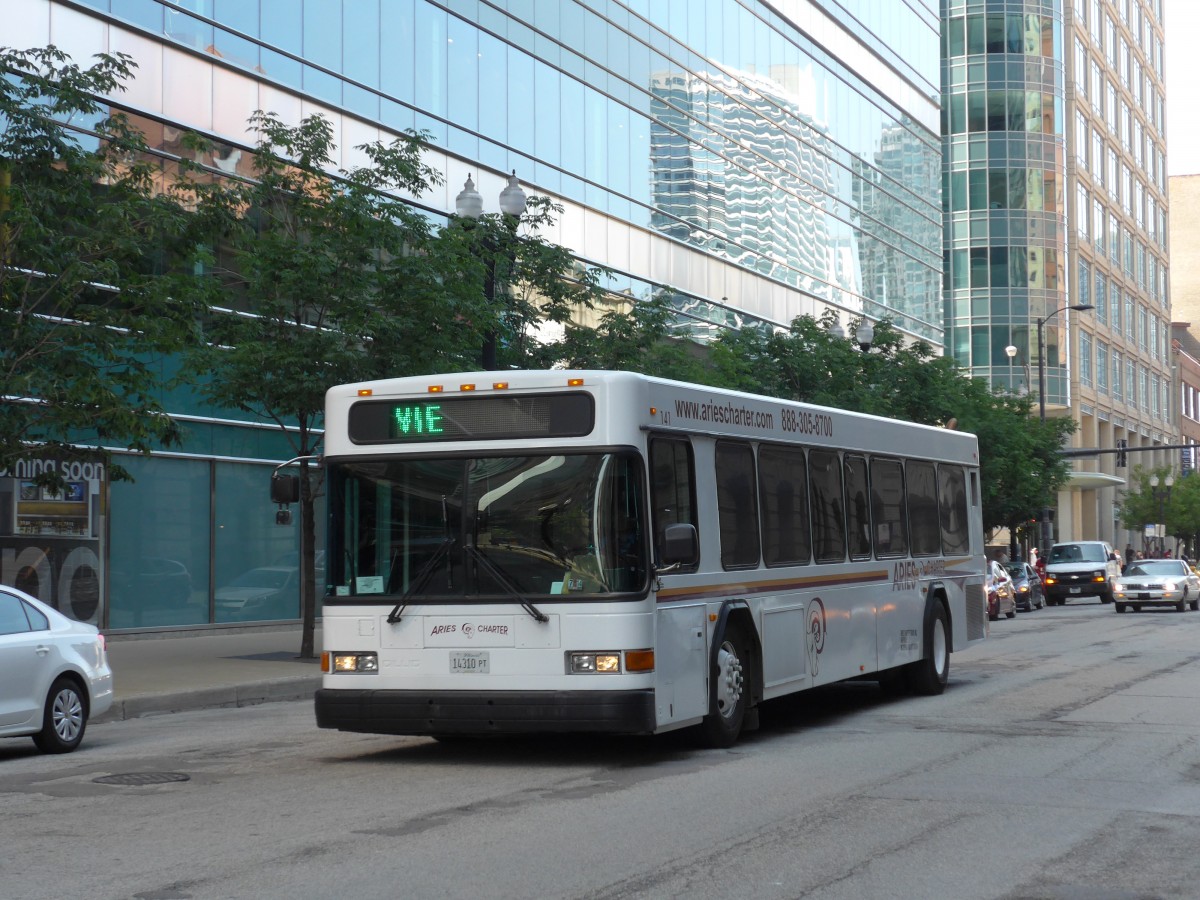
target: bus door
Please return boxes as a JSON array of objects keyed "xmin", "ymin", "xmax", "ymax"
[{"xmin": 649, "ymin": 436, "xmax": 708, "ymax": 726}]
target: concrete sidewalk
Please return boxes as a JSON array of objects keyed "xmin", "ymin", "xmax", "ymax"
[{"xmin": 94, "ymin": 626, "xmax": 323, "ymax": 723}]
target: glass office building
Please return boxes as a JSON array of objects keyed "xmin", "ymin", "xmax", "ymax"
[
  {"xmin": 3, "ymin": 0, "xmax": 942, "ymax": 628},
  {"xmin": 940, "ymin": 0, "xmax": 1173, "ymax": 550}
]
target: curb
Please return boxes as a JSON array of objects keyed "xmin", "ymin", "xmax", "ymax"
[{"xmin": 93, "ymin": 676, "xmax": 322, "ymax": 724}]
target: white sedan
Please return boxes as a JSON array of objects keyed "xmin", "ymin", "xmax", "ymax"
[
  {"xmin": 1112, "ymin": 559, "xmax": 1200, "ymax": 613},
  {"xmin": 0, "ymin": 586, "xmax": 113, "ymax": 752}
]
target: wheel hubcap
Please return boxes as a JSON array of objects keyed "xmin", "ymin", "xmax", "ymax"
[
  {"xmin": 932, "ymin": 619, "xmax": 948, "ymax": 677},
  {"xmin": 715, "ymin": 641, "xmax": 744, "ymax": 718},
  {"xmin": 52, "ymin": 689, "xmax": 83, "ymax": 741}
]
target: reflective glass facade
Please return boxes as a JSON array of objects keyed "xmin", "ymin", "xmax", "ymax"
[
  {"xmin": 941, "ymin": 0, "xmax": 1174, "ymax": 550},
  {"xmin": 4, "ymin": 0, "xmax": 941, "ymax": 627},
  {"xmin": 941, "ymin": 0, "xmax": 1069, "ymax": 400},
  {"xmin": 45, "ymin": 0, "xmax": 944, "ymax": 340}
]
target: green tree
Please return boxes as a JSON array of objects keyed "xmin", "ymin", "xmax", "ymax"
[
  {"xmin": 1118, "ymin": 465, "xmax": 1200, "ymax": 555},
  {"xmin": 180, "ymin": 111, "xmax": 447, "ymax": 657},
  {"xmin": 0, "ymin": 46, "xmax": 205, "ymax": 485},
  {"xmin": 182, "ymin": 114, "xmax": 623, "ymax": 656}
]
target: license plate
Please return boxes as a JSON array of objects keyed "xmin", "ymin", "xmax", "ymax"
[
  {"xmin": 1069, "ymin": 587, "xmax": 1081, "ymax": 594},
  {"xmin": 1138, "ymin": 592, "xmax": 1151, "ymax": 600},
  {"xmin": 449, "ymin": 651, "xmax": 490, "ymax": 673}
]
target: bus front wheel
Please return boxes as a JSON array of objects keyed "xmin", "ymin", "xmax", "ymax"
[
  {"xmin": 699, "ymin": 627, "xmax": 749, "ymax": 748},
  {"xmin": 907, "ymin": 601, "xmax": 949, "ymax": 696}
]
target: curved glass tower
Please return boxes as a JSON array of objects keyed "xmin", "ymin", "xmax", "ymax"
[{"xmin": 942, "ymin": 1, "xmax": 1069, "ymax": 402}]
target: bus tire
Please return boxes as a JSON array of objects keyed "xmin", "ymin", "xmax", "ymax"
[
  {"xmin": 907, "ymin": 600, "xmax": 949, "ymax": 696},
  {"xmin": 699, "ymin": 626, "xmax": 750, "ymax": 748}
]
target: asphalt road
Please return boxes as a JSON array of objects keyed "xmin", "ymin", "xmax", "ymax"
[{"xmin": 3, "ymin": 598, "xmax": 1199, "ymax": 900}]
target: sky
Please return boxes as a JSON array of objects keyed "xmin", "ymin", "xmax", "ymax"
[{"xmin": 1165, "ymin": 0, "xmax": 1200, "ymax": 175}]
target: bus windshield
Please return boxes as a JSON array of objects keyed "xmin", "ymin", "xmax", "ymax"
[{"xmin": 327, "ymin": 453, "xmax": 648, "ymax": 601}]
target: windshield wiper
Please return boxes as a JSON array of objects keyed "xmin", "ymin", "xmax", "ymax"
[
  {"xmin": 465, "ymin": 544, "xmax": 550, "ymax": 623},
  {"xmin": 387, "ymin": 495, "xmax": 455, "ymax": 624}
]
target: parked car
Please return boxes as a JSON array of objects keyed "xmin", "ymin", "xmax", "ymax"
[
  {"xmin": 0, "ymin": 586, "xmax": 113, "ymax": 753},
  {"xmin": 110, "ymin": 556, "xmax": 193, "ymax": 606},
  {"xmin": 1043, "ymin": 540, "xmax": 1120, "ymax": 605},
  {"xmin": 987, "ymin": 560, "xmax": 1016, "ymax": 620},
  {"xmin": 215, "ymin": 566, "xmax": 300, "ymax": 621},
  {"xmin": 1005, "ymin": 561, "xmax": 1045, "ymax": 611},
  {"xmin": 1112, "ymin": 559, "xmax": 1200, "ymax": 613}
]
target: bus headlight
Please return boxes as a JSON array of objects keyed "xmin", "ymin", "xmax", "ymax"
[
  {"xmin": 330, "ymin": 652, "xmax": 378, "ymax": 673},
  {"xmin": 569, "ymin": 652, "xmax": 621, "ymax": 674}
]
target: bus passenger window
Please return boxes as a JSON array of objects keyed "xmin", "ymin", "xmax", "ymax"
[
  {"xmin": 938, "ymin": 465, "xmax": 970, "ymax": 554},
  {"xmin": 715, "ymin": 441, "xmax": 760, "ymax": 569},
  {"xmin": 907, "ymin": 461, "xmax": 940, "ymax": 557},
  {"xmin": 869, "ymin": 458, "xmax": 908, "ymax": 557},
  {"xmin": 844, "ymin": 455, "xmax": 871, "ymax": 560},
  {"xmin": 650, "ymin": 438, "xmax": 698, "ymax": 567},
  {"xmin": 809, "ymin": 450, "xmax": 846, "ymax": 563},
  {"xmin": 759, "ymin": 445, "xmax": 810, "ymax": 566}
]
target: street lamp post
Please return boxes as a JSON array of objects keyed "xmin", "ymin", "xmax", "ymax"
[
  {"xmin": 826, "ymin": 318, "xmax": 875, "ymax": 352},
  {"xmin": 1035, "ymin": 302, "xmax": 1095, "ymax": 556},
  {"xmin": 1149, "ymin": 473, "xmax": 1174, "ymax": 554},
  {"xmin": 454, "ymin": 171, "xmax": 528, "ymax": 370}
]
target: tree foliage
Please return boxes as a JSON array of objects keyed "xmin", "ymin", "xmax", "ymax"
[
  {"xmin": 179, "ymin": 113, "xmax": 623, "ymax": 655},
  {"xmin": 1118, "ymin": 466, "xmax": 1200, "ymax": 554},
  {"xmin": 0, "ymin": 46, "xmax": 205, "ymax": 484}
]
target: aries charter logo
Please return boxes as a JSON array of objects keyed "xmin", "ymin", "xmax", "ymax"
[{"xmin": 807, "ymin": 597, "xmax": 827, "ymax": 677}]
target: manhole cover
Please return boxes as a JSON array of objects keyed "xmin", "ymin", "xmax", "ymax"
[{"xmin": 93, "ymin": 773, "xmax": 191, "ymax": 786}]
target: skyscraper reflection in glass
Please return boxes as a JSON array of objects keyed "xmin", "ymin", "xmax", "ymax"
[{"xmin": 34, "ymin": 0, "xmax": 944, "ymax": 342}]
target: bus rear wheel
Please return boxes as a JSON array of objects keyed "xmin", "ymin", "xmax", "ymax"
[
  {"xmin": 907, "ymin": 601, "xmax": 949, "ymax": 696},
  {"xmin": 699, "ymin": 627, "xmax": 749, "ymax": 748}
]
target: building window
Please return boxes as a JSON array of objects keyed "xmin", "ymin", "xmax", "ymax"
[{"xmin": 1080, "ymin": 332, "xmax": 1093, "ymax": 387}]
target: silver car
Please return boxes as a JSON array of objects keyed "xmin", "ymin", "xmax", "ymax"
[
  {"xmin": 1112, "ymin": 559, "xmax": 1200, "ymax": 613},
  {"xmin": 0, "ymin": 586, "xmax": 114, "ymax": 753}
]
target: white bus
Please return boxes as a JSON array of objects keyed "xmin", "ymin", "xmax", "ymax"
[{"xmin": 309, "ymin": 370, "xmax": 987, "ymax": 746}]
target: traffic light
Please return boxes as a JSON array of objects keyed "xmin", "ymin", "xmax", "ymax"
[{"xmin": 1116, "ymin": 438, "xmax": 1127, "ymax": 468}]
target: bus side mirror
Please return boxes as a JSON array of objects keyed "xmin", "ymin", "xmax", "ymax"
[
  {"xmin": 661, "ymin": 523, "xmax": 698, "ymax": 566},
  {"xmin": 271, "ymin": 473, "xmax": 300, "ymax": 504}
]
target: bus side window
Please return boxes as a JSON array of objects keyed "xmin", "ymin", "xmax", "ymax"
[
  {"xmin": 650, "ymin": 437, "xmax": 698, "ymax": 568},
  {"xmin": 809, "ymin": 450, "xmax": 846, "ymax": 563},
  {"xmin": 870, "ymin": 457, "xmax": 908, "ymax": 557},
  {"xmin": 938, "ymin": 465, "xmax": 970, "ymax": 555},
  {"xmin": 715, "ymin": 441, "xmax": 760, "ymax": 569},
  {"xmin": 843, "ymin": 455, "xmax": 872, "ymax": 561},
  {"xmin": 759, "ymin": 445, "xmax": 810, "ymax": 566},
  {"xmin": 907, "ymin": 460, "xmax": 940, "ymax": 557}
]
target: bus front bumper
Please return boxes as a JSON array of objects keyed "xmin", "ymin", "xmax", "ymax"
[{"xmin": 315, "ymin": 688, "xmax": 658, "ymax": 736}]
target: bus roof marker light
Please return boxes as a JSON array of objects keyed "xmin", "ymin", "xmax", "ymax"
[
  {"xmin": 567, "ymin": 378, "xmax": 584, "ymax": 387},
  {"xmin": 357, "ymin": 389, "xmax": 373, "ymax": 397},
  {"xmin": 428, "ymin": 385, "xmax": 443, "ymax": 393},
  {"xmin": 460, "ymin": 384, "xmax": 476, "ymax": 392},
  {"xmin": 493, "ymin": 382, "xmax": 509, "ymax": 390}
]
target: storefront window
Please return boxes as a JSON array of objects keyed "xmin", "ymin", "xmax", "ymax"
[
  {"xmin": 214, "ymin": 462, "xmax": 309, "ymax": 623},
  {"xmin": 109, "ymin": 456, "xmax": 210, "ymax": 629}
]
